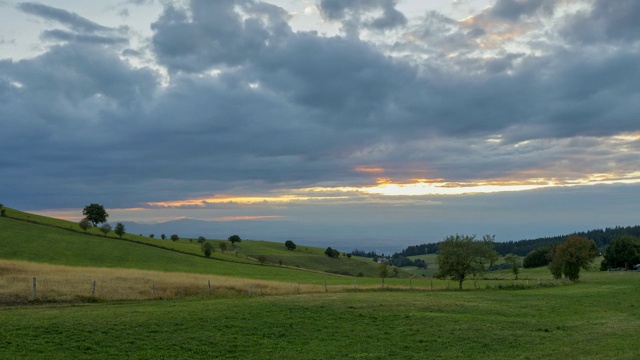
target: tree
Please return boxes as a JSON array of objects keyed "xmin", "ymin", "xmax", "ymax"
[
  {"xmin": 219, "ymin": 242, "xmax": 228, "ymax": 253},
  {"xmin": 149, "ymin": 234, "xmax": 155, "ymax": 238},
  {"xmin": 600, "ymin": 235, "xmax": 640, "ymax": 270},
  {"xmin": 197, "ymin": 236, "xmax": 206, "ymax": 244},
  {"xmin": 548, "ymin": 235, "xmax": 598, "ymax": 281},
  {"xmin": 99, "ymin": 223, "xmax": 112, "ymax": 236},
  {"xmin": 284, "ymin": 240, "xmax": 296, "ymax": 250},
  {"xmin": 257, "ymin": 255, "xmax": 267, "ymax": 265},
  {"xmin": 114, "ymin": 223, "xmax": 126, "ymax": 238},
  {"xmin": 201, "ymin": 242, "xmax": 213, "ymax": 257},
  {"xmin": 324, "ymin": 247, "xmax": 340, "ymax": 258},
  {"xmin": 379, "ymin": 263, "xmax": 390, "ymax": 278},
  {"xmin": 228, "ymin": 235, "xmax": 241, "ymax": 244},
  {"xmin": 504, "ymin": 254, "xmax": 521, "ymax": 280},
  {"xmin": 346, "ymin": 253, "xmax": 352, "ymax": 259},
  {"xmin": 0, "ymin": 204, "xmax": 6, "ymax": 217},
  {"xmin": 161, "ymin": 234, "xmax": 166, "ymax": 240},
  {"xmin": 523, "ymin": 246, "xmax": 553, "ymax": 268},
  {"xmin": 82, "ymin": 204, "xmax": 108, "ymax": 226},
  {"xmin": 436, "ymin": 234, "xmax": 499, "ymax": 289},
  {"xmin": 170, "ymin": 234, "xmax": 179, "ymax": 242},
  {"xmin": 78, "ymin": 218, "xmax": 90, "ymax": 232}
]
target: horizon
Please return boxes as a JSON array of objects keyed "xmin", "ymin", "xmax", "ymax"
[{"xmin": 2, "ymin": 0, "xmax": 640, "ymax": 249}]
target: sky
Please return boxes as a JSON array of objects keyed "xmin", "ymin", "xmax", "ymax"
[{"xmin": 1, "ymin": 0, "xmax": 639, "ymax": 252}]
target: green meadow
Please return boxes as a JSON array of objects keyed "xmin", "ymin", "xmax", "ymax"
[{"xmin": 1, "ymin": 207, "xmax": 639, "ymax": 359}]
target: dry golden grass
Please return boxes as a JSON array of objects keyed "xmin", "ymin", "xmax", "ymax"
[{"xmin": 0, "ymin": 259, "xmax": 331, "ymax": 304}]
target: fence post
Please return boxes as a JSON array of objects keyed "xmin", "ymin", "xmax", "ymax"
[
  {"xmin": 33, "ymin": 277, "xmax": 37, "ymax": 300},
  {"xmin": 92, "ymin": 280, "xmax": 96, "ymax": 297},
  {"xmin": 324, "ymin": 279, "xmax": 328, "ymax": 293},
  {"xmin": 208, "ymin": 280, "xmax": 211, "ymax": 296},
  {"xmin": 152, "ymin": 281, "xmax": 155, "ymax": 298}
]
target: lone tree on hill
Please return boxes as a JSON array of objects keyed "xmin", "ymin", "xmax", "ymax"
[
  {"xmin": 114, "ymin": 223, "xmax": 126, "ymax": 238},
  {"xmin": 324, "ymin": 247, "xmax": 340, "ymax": 258},
  {"xmin": 0, "ymin": 204, "xmax": 6, "ymax": 217},
  {"xmin": 436, "ymin": 234, "xmax": 499, "ymax": 289},
  {"xmin": 161, "ymin": 234, "xmax": 166, "ymax": 240},
  {"xmin": 99, "ymin": 223, "xmax": 112, "ymax": 236},
  {"xmin": 78, "ymin": 218, "xmax": 90, "ymax": 232},
  {"xmin": 82, "ymin": 204, "xmax": 108, "ymax": 226},
  {"xmin": 197, "ymin": 236, "xmax": 207, "ymax": 244},
  {"xmin": 548, "ymin": 235, "xmax": 598, "ymax": 281},
  {"xmin": 170, "ymin": 234, "xmax": 179, "ymax": 242},
  {"xmin": 285, "ymin": 240, "xmax": 296, "ymax": 250},
  {"xmin": 201, "ymin": 242, "xmax": 213, "ymax": 257},
  {"xmin": 228, "ymin": 235, "xmax": 242, "ymax": 245}
]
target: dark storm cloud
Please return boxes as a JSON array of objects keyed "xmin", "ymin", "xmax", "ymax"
[
  {"xmin": 17, "ymin": 2, "xmax": 112, "ymax": 33},
  {"xmin": 2, "ymin": 0, "xmax": 640, "ymax": 212},
  {"xmin": 151, "ymin": 0, "xmax": 290, "ymax": 72},
  {"xmin": 318, "ymin": 0, "xmax": 407, "ymax": 33},
  {"xmin": 561, "ymin": 0, "xmax": 640, "ymax": 43}
]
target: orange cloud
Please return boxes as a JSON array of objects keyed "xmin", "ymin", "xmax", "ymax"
[{"xmin": 355, "ymin": 166, "xmax": 385, "ymax": 174}]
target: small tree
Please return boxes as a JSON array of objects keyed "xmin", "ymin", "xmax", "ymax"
[
  {"xmin": 284, "ymin": 240, "xmax": 296, "ymax": 250},
  {"xmin": 324, "ymin": 247, "xmax": 340, "ymax": 258},
  {"xmin": 114, "ymin": 223, "xmax": 126, "ymax": 238},
  {"xmin": 219, "ymin": 242, "xmax": 228, "ymax": 253},
  {"xmin": 228, "ymin": 235, "xmax": 242, "ymax": 245},
  {"xmin": 0, "ymin": 204, "xmax": 6, "ymax": 217},
  {"xmin": 78, "ymin": 218, "xmax": 90, "ymax": 232},
  {"xmin": 82, "ymin": 204, "xmax": 108, "ymax": 226},
  {"xmin": 197, "ymin": 236, "xmax": 206, "ymax": 244},
  {"xmin": 170, "ymin": 234, "xmax": 179, "ymax": 242},
  {"xmin": 548, "ymin": 235, "xmax": 598, "ymax": 281},
  {"xmin": 379, "ymin": 263, "xmax": 390, "ymax": 278},
  {"xmin": 149, "ymin": 234, "xmax": 155, "ymax": 238},
  {"xmin": 257, "ymin": 255, "xmax": 267, "ymax": 265},
  {"xmin": 161, "ymin": 234, "xmax": 166, "ymax": 240},
  {"xmin": 523, "ymin": 246, "xmax": 553, "ymax": 268},
  {"xmin": 346, "ymin": 253, "xmax": 352, "ymax": 259},
  {"xmin": 504, "ymin": 254, "xmax": 521, "ymax": 280},
  {"xmin": 436, "ymin": 234, "xmax": 499, "ymax": 289},
  {"xmin": 201, "ymin": 242, "xmax": 213, "ymax": 257},
  {"xmin": 99, "ymin": 223, "xmax": 112, "ymax": 237}
]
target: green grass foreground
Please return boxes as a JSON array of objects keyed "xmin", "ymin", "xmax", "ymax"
[{"xmin": 1, "ymin": 272, "xmax": 639, "ymax": 359}]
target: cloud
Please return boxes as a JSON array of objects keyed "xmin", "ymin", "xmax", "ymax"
[
  {"xmin": 17, "ymin": 2, "xmax": 112, "ymax": 33},
  {"xmin": 1, "ymin": 0, "xmax": 640, "ymax": 235},
  {"xmin": 151, "ymin": 0, "xmax": 291, "ymax": 72},
  {"xmin": 41, "ymin": 29, "xmax": 129, "ymax": 45},
  {"xmin": 561, "ymin": 0, "xmax": 640, "ymax": 43},
  {"xmin": 318, "ymin": 0, "xmax": 407, "ymax": 36},
  {"xmin": 488, "ymin": 0, "xmax": 555, "ymax": 21}
]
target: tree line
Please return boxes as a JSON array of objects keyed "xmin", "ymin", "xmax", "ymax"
[{"xmin": 391, "ymin": 225, "xmax": 640, "ymax": 258}]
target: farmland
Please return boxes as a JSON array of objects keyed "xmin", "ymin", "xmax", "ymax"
[{"xmin": 1, "ymin": 208, "xmax": 639, "ymax": 359}]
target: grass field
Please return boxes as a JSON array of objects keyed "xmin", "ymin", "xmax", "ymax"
[
  {"xmin": 2, "ymin": 207, "xmax": 639, "ymax": 358},
  {"xmin": 0, "ymin": 207, "xmax": 383, "ymax": 277},
  {"xmin": 1, "ymin": 270, "xmax": 638, "ymax": 359}
]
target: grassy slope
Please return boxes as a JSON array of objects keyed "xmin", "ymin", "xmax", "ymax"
[
  {"xmin": 0, "ymin": 208, "xmax": 384, "ymax": 282},
  {"xmin": 1, "ymin": 270, "xmax": 638, "ymax": 359},
  {"xmin": 0, "ymin": 215, "xmax": 343, "ymax": 284}
]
